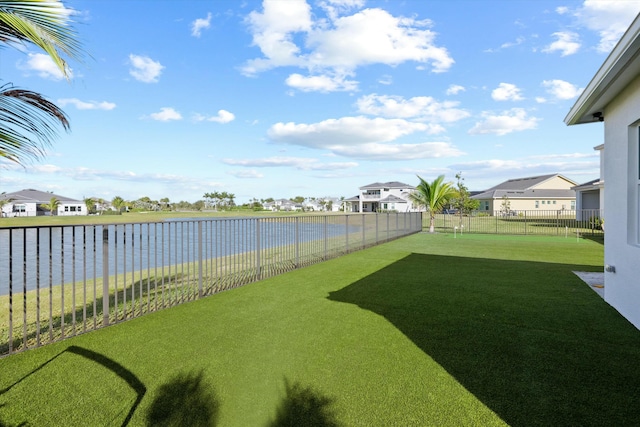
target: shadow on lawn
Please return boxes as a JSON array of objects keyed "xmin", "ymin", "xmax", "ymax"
[
  {"xmin": 146, "ymin": 370, "xmax": 219, "ymax": 426},
  {"xmin": 328, "ymin": 253, "xmax": 640, "ymax": 427},
  {"xmin": 268, "ymin": 379, "xmax": 339, "ymax": 427},
  {"xmin": 0, "ymin": 346, "xmax": 146, "ymax": 427}
]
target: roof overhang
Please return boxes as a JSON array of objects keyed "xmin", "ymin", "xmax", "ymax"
[{"xmin": 565, "ymin": 13, "xmax": 640, "ymax": 126}]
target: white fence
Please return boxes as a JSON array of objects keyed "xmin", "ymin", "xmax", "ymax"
[{"xmin": 0, "ymin": 212, "xmax": 422, "ymax": 356}]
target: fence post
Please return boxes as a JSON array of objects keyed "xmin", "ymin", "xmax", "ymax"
[
  {"xmin": 102, "ymin": 227, "xmax": 110, "ymax": 327},
  {"xmin": 362, "ymin": 214, "xmax": 366, "ymax": 249},
  {"xmin": 345, "ymin": 215, "xmax": 349, "ymax": 253},
  {"xmin": 524, "ymin": 211, "xmax": 527, "ymax": 235},
  {"xmin": 323, "ymin": 216, "xmax": 328, "ymax": 260},
  {"xmin": 198, "ymin": 221, "xmax": 203, "ymax": 298},
  {"xmin": 255, "ymin": 219, "xmax": 261, "ymax": 280},
  {"xmin": 295, "ymin": 217, "xmax": 300, "ymax": 267}
]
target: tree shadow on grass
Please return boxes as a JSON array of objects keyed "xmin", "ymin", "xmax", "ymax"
[
  {"xmin": 268, "ymin": 379, "xmax": 339, "ymax": 427},
  {"xmin": 328, "ymin": 253, "xmax": 640, "ymax": 427},
  {"xmin": 146, "ymin": 370, "xmax": 219, "ymax": 427}
]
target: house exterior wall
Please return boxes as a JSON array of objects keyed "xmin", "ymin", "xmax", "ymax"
[
  {"xmin": 601, "ymin": 73, "xmax": 640, "ymax": 329},
  {"xmin": 477, "ymin": 198, "xmax": 574, "ymax": 212},
  {"xmin": 539, "ymin": 175, "xmax": 575, "ymax": 189}
]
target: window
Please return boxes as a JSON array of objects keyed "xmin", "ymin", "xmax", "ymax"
[
  {"xmin": 571, "ymin": 201, "xmax": 576, "ymax": 210},
  {"xmin": 541, "ymin": 200, "xmax": 545, "ymax": 205},
  {"xmin": 553, "ymin": 201, "xmax": 556, "ymax": 205},
  {"xmin": 535, "ymin": 201, "xmax": 539, "ymax": 209},
  {"xmin": 14, "ymin": 204, "xmax": 25, "ymax": 212}
]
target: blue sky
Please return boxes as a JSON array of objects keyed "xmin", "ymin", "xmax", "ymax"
[{"xmin": 1, "ymin": 0, "xmax": 639, "ymax": 204}]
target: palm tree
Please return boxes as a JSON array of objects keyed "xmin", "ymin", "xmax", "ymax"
[
  {"xmin": 111, "ymin": 196, "xmax": 125, "ymax": 212},
  {"xmin": 409, "ymin": 175, "xmax": 456, "ymax": 233},
  {"xmin": 0, "ymin": 0, "xmax": 83, "ymax": 165},
  {"xmin": 83, "ymin": 196, "xmax": 95, "ymax": 215},
  {"xmin": 40, "ymin": 196, "xmax": 60, "ymax": 216}
]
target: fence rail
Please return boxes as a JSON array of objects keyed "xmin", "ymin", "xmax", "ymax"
[
  {"xmin": 431, "ymin": 209, "xmax": 604, "ymax": 236},
  {"xmin": 0, "ymin": 212, "xmax": 422, "ymax": 357}
]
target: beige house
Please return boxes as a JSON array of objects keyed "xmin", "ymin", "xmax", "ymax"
[{"xmin": 471, "ymin": 174, "xmax": 578, "ymax": 214}]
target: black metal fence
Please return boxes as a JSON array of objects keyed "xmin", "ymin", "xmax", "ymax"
[
  {"xmin": 430, "ymin": 209, "xmax": 604, "ymax": 236},
  {"xmin": 0, "ymin": 212, "xmax": 422, "ymax": 357}
]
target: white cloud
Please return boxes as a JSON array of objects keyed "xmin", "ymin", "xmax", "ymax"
[
  {"xmin": 194, "ymin": 110, "xmax": 236, "ymax": 123},
  {"xmin": 129, "ymin": 54, "xmax": 164, "ymax": 83},
  {"xmin": 227, "ymin": 169, "xmax": 264, "ymax": 178},
  {"xmin": 468, "ymin": 108, "xmax": 540, "ymax": 136},
  {"xmin": 356, "ymin": 94, "xmax": 469, "ymax": 124},
  {"xmin": 572, "ymin": 0, "xmax": 640, "ymax": 53},
  {"xmin": 378, "ymin": 75, "xmax": 393, "ymax": 85},
  {"xmin": 223, "ymin": 156, "xmax": 358, "ymax": 170},
  {"xmin": 148, "ymin": 107, "xmax": 182, "ymax": 121},
  {"xmin": 330, "ymin": 141, "xmax": 464, "ymax": 160},
  {"xmin": 542, "ymin": 31, "xmax": 580, "ymax": 56},
  {"xmin": 242, "ymin": 2, "xmax": 454, "ymax": 90},
  {"xmin": 268, "ymin": 116, "xmax": 432, "ymax": 148},
  {"xmin": 541, "ymin": 79, "xmax": 583, "ymax": 100},
  {"xmin": 491, "ymin": 83, "xmax": 524, "ymax": 101},
  {"xmin": 446, "ymin": 84, "xmax": 465, "ymax": 95},
  {"xmin": 285, "ymin": 73, "xmax": 358, "ymax": 92},
  {"xmin": 191, "ymin": 12, "xmax": 212, "ymax": 37},
  {"xmin": 20, "ymin": 53, "xmax": 69, "ymax": 80},
  {"xmin": 58, "ymin": 98, "xmax": 116, "ymax": 110}
]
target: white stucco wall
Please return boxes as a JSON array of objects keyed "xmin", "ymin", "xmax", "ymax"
[{"xmin": 602, "ymin": 73, "xmax": 640, "ymax": 329}]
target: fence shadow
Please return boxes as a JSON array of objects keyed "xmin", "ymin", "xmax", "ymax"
[
  {"xmin": 328, "ymin": 253, "xmax": 640, "ymax": 426},
  {"xmin": 268, "ymin": 379, "xmax": 339, "ymax": 427},
  {"xmin": 146, "ymin": 370, "xmax": 219, "ymax": 427}
]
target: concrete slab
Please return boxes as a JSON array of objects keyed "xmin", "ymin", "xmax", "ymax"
[{"xmin": 573, "ymin": 271, "xmax": 605, "ymax": 298}]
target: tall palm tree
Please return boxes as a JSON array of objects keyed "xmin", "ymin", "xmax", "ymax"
[
  {"xmin": 0, "ymin": 0, "xmax": 83, "ymax": 165},
  {"xmin": 409, "ymin": 175, "xmax": 456, "ymax": 233},
  {"xmin": 40, "ymin": 196, "xmax": 60, "ymax": 216}
]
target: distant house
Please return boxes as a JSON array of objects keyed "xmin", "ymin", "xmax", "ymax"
[
  {"xmin": 0, "ymin": 189, "xmax": 86, "ymax": 217},
  {"xmin": 262, "ymin": 199, "xmax": 302, "ymax": 211},
  {"xmin": 471, "ymin": 174, "xmax": 578, "ymax": 214},
  {"xmin": 572, "ymin": 144, "xmax": 604, "ymax": 220},
  {"xmin": 345, "ymin": 181, "xmax": 416, "ymax": 213},
  {"xmin": 564, "ymin": 12, "xmax": 640, "ymax": 329}
]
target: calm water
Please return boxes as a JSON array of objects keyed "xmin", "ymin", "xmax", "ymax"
[{"xmin": 0, "ymin": 218, "xmax": 360, "ymax": 295}]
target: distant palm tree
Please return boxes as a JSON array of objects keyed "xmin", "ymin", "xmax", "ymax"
[
  {"xmin": 111, "ymin": 196, "xmax": 125, "ymax": 212},
  {"xmin": 409, "ymin": 175, "xmax": 456, "ymax": 233},
  {"xmin": 83, "ymin": 197, "xmax": 95, "ymax": 214},
  {"xmin": 0, "ymin": 0, "xmax": 84, "ymax": 165},
  {"xmin": 40, "ymin": 196, "xmax": 60, "ymax": 216}
]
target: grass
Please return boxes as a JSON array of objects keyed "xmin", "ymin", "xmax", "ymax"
[{"xmin": 1, "ymin": 232, "xmax": 637, "ymax": 426}]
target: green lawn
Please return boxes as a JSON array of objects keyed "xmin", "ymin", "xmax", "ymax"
[{"xmin": 1, "ymin": 233, "xmax": 637, "ymax": 426}]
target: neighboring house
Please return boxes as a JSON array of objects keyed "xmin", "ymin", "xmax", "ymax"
[
  {"xmin": 565, "ymin": 12, "xmax": 640, "ymax": 329},
  {"xmin": 572, "ymin": 144, "xmax": 605, "ymax": 220},
  {"xmin": 263, "ymin": 199, "xmax": 302, "ymax": 211},
  {"xmin": 0, "ymin": 189, "xmax": 86, "ymax": 217},
  {"xmin": 345, "ymin": 181, "xmax": 416, "ymax": 213},
  {"xmin": 471, "ymin": 174, "xmax": 578, "ymax": 214}
]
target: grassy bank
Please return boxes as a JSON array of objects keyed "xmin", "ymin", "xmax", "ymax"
[{"xmin": 3, "ymin": 233, "xmax": 635, "ymax": 427}]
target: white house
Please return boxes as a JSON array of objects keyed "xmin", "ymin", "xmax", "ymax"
[
  {"xmin": 345, "ymin": 181, "xmax": 416, "ymax": 213},
  {"xmin": 565, "ymin": 13, "xmax": 640, "ymax": 329},
  {"xmin": 0, "ymin": 189, "xmax": 87, "ymax": 217}
]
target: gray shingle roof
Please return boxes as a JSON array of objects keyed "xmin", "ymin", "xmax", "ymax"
[
  {"xmin": 0, "ymin": 189, "xmax": 81, "ymax": 203},
  {"xmin": 359, "ymin": 181, "xmax": 414, "ymax": 190},
  {"xmin": 472, "ymin": 174, "xmax": 577, "ymax": 200}
]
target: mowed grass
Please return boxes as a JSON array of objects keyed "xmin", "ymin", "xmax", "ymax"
[{"xmin": 1, "ymin": 232, "xmax": 637, "ymax": 426}]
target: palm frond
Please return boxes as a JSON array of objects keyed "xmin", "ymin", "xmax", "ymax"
[
  {"xmin": 0, "ymin": 83, "xmax": 69, "ymax": 164},
  {"xmin": 0, "ymin": 0, "xmax": 84, "ymax": 78}
]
